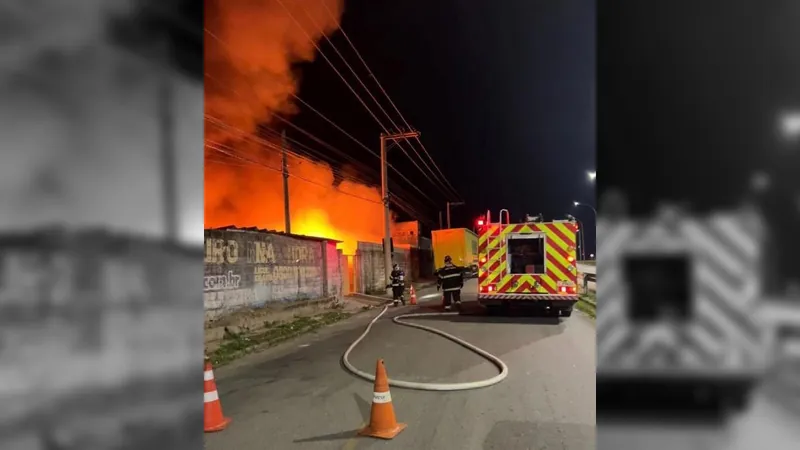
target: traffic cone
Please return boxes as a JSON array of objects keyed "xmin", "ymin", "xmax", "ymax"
[
  {"xmin": 409, "ymin": 286, "xmax": 417, "ymax": 305},
  {"xmin": 358, "ymin": 359, "xmax": 407, "ymax": 440},
  {"xmin": 204, "ymin": 361, "xmax": 232, "ymax": 433}
]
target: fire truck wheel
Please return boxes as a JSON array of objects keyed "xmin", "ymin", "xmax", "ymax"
[{"xmin": 560, "ymin": 308, "xmax": 573, "ymax": 317}]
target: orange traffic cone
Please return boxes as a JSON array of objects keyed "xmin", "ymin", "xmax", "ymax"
[
  {"xmin": 358, "ymin": 359, "xmax": 407, "ymax": 440},
  {"xmin": 204, "ymin": 361, "xmax": 232, "ymax": 433},
  {"xmin": 409, "ymin": 286, "xmax": 417, "ymax": 305}
]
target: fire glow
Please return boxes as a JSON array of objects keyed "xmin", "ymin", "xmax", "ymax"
[{"xmin": 204, "ymin": 0, "xmax": 396, "ymax": 255}]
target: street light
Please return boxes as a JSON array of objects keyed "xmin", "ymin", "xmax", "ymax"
[
  {"xmin": 588, "ymin": 171, "xmax": 596, "ymax": 181},
  {"xmin": 779, "ymin": 111, "xmax": 800, "ymax": 141},
  {"xmin": 573, "ymin": 201, "xmax": 597, "ymax": 218}
]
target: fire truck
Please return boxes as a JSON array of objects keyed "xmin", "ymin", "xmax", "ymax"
[
  {"xmin": 476, "ymin": 209, "xmax": 580, "ymax": 316},
  {"xmin": 596, "ymin": 200, "xmax": 768, "ymax": 412}
]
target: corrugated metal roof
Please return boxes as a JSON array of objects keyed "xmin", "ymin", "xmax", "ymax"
[{"xmin": 205, "ymin": 226, "xmax": 343, "ymax": 243}]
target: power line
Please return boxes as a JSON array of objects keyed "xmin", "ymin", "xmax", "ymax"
[
  {"xmin": 286, "ymin": 94, "xmax": 438, "ymax": 206},
  {"xmin": 204, "ymin": 72, "xmax": 369, "ymax": 180},
  {"xmin": 209, "ymin": 139, "xmax": 432, "ymax": 225},
  {"xmin": 206, "ymin": 116, "xmax": 431, "ymax": 216},
  {"xmin": 268, "ymin": 115, "xmax": 375, "ymax": 174},
  {"xmin": 298, "ymin": 1, "xmax": 458, "ymax": 201},
  {"xmin": 259, "ymin": 122, "xmax": 435, "ymax": 212},
  {"xmin": 321, "ymin": 2, "xmax": 462, "ymax": 201},
  {"xmin": 205, "ymin": 142, "xmax": 385, "ymax": 206},
  {"xmin": 204, "ymin": 21, "xmax": 440, "ymax": 218},
  {"xmin": 207, "ymin": 117, "xmax": 378, "ymax": 190},
  {"xmin": 274, "ymin": 0, "xmax": 455, "ymax": 202},
  {"xmin": 204, "ymin": 57, "xmax": 436, "ymax": 207}
]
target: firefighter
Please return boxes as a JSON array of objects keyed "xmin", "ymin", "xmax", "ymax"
[
  {"xmin": 386, "ymin": 263, "xmax": 406, "ymax": 306},
  {"xmin": 436, "ymin": 255, "xmax": 464, "ymax": 310}
]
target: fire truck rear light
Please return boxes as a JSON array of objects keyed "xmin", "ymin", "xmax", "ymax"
[
  {"xmin": 480, "ymin": 257, "xmax": 487, "ymax": 264},
  {"xmin": 477, "ymin": 219, "xmax": 485, "ymax": 226},
  {"xmin": 560, "ymin": 286, "xmax": 567, "ymax": 293},
  {"xmin": 568, "ymin": 256, "xmax": 574, "ymax": 262}
]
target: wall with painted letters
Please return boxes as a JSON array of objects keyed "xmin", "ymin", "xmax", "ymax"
[{"xmin": 204, "ymin": 229, "xmax": 340, "ymax": 319}]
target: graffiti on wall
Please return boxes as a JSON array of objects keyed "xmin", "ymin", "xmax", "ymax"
[
  {"xmin": 205, "ymin": 238, "xmax": 240, "ymax": 264},
  {"xmin": 254, "ymin": 266, "xmax": 319, "ymax": 284},
  {"xmin": 204, "ymin": 230, "xmax": 327, "ymax": 315},
  {"xmin": 204, "ymin": 271, "xmax": 241, "ymax": 292},
  {"xmin": 205, "ymin": 237, "xmax": 319, "ymax": 265}
]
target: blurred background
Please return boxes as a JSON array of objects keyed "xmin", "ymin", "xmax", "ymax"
[
  {"xmin": 598, "ymin": 0, "xmax": 800, "ymax": 448},
  {"xmin": 0, "ymin": 0, "xmax": 203, "ymax": 448}
]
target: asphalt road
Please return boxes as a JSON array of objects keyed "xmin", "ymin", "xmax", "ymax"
[{"xmin": 204, "ymin": 279, "xmax": 596, "ymax": 449}]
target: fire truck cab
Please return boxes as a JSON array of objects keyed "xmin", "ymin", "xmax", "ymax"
[{"xmin": 476, "ymin": 209, "xmax": 580, "ymax": 316}]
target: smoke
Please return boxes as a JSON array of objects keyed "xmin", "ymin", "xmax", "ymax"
[
  {"xmin": 0, "ymin": 0, "xmax": 131, "ymax": 207},
  {"xmin": 0, "ymin": 0, "xmax": 210, "ymax": 242},
  {"xmin": 205, "ymin": 0, "xmax": 393, "ymax": 254}
]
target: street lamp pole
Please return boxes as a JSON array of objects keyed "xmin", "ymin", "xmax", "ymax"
[
  {"xmin": 573, "ymin": 201, "xmax": 598, "ymax": 218},
  {"xmin": 572, "ymin": 202, "xmax": 596, "ymax": 259}
]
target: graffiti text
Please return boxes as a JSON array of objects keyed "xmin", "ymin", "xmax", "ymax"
[
  {"xmin": 204, "ymin": 271, "xmax": 241, "ymax": 292},
  {"xmin": 205, "ymin": 239, "xmax": 239, "ymax": 264},
  {"xmin": 254, "ymin": 265, "xmax": 319, "ymax": 284}
]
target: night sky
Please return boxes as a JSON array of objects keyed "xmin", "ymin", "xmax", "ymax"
[
  {"xmin": 599, "ymin": 0, "xmax": 800, "ymax": 284},
  {"xmin": 599, "ymin": 0, "xmax": 800, "ymax": 217},
  {"xmin": 290, "ymin": 0, "xmax": 596, "ymax": 253}
]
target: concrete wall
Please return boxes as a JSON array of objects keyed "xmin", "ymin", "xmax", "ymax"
[
  {"xmin": 354, "ymin": 241, "xmax": 410, "ymax": 294},
  {"xmin": 324, "ymin": 242, "xmax": 343, "ymax": 299},
  {"xmin": 204, "ymin": 229, "xmax": 340, "ymax": 320},
  {"xmin": 0, "ymin": 228, "xmax": 201, "ymax": 384}
]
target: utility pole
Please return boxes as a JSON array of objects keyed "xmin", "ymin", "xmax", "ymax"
[
  {"xmin": 282, "ymin": 130, "xmax": 291, "ymax": 234},
  {"xmin": 446, "ymin": 201, "xmax": 465, "ymax": 228},
  {"xmin": 381, "ymin": 130, "xmax": 420, "ymax": 285}
]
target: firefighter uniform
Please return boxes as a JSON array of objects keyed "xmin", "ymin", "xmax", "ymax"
[
  {"xmin": 387, "ymin": 264, "xmax": 406, "ymax": 306},
  {"xmin": 436, "ymin": 256, "xmax": 464, "ymax": 310}
]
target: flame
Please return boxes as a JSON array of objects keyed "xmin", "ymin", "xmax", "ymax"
[{"xmin": 204, "ymin": 0, "xmax": 395, "ymax": 254}]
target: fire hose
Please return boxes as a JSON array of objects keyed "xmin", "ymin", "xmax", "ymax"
[{"xmin": 341, "ymin": 297, "xmax": 509, "ymax": 391}]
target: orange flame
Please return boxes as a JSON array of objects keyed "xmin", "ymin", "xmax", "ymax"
[{"xmin": 204, "ymin": 0, "xmax": 394, "ymax": 254}]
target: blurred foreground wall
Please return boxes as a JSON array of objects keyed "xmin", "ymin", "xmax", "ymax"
[{"xmin": 0, "ymin": 229, "xmax": 202, "ymax": 448}]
